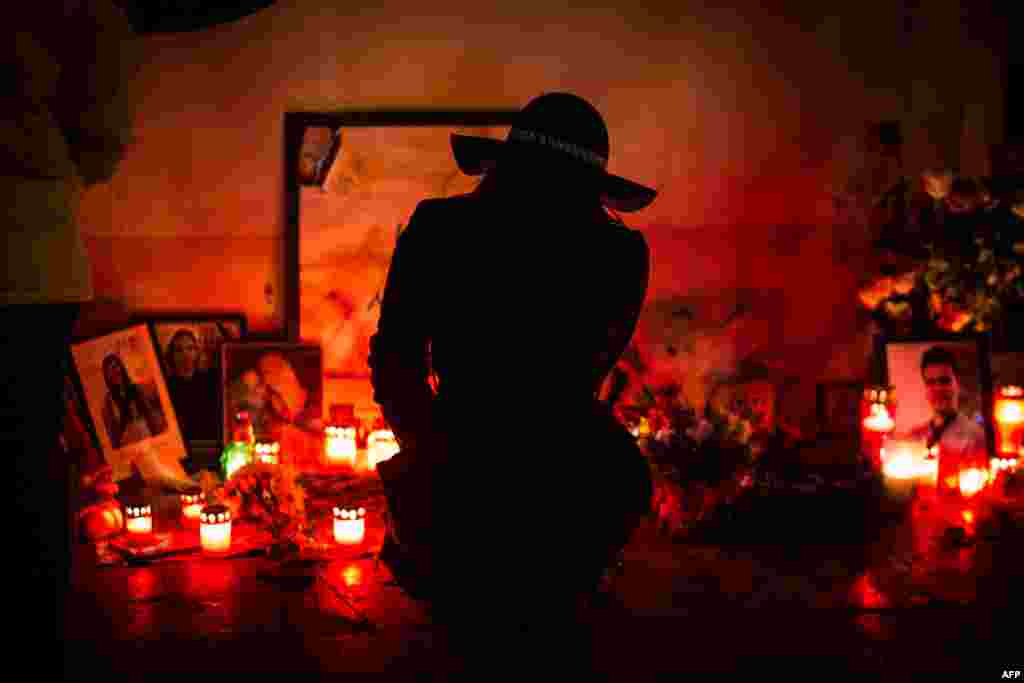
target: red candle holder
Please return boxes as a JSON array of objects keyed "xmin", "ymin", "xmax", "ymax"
[
  {"xmin": 861, "ymin": 385, "xmax": 896, "ymax": 469},
  {"xmin": 994, "ymin": 385, "xmax": 1024, "ymax": 457}
]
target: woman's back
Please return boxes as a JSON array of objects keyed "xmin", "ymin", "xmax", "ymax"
[{"xmin": 420, "ymin": 189, "xmax": 647, "ymax": 413}]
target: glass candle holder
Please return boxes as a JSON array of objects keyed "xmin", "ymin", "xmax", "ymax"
[
  {"xmin": 958, "ymin": 466, "xmax": 990, "ymax": 497},
  {"xmin": 333, "ymin": 506, "xmax": 366, "ymax": 545},
  {"xmin": 994, "ymin": 385, "xmax": 1024, "ymax": 456},
  {"xmin": 180, "ymin": 491, "xmax": 206, "ymax": 523},
  {"xmin": 861, "ymin": 386, "xmax": 896, "ymax": 469},
  {"xmin": 324, "ymin": 426, "xmax": 358, "ymax": 467},
  {"xmin": 367, "ymin": 427, "xmax": 399, "ymax": 471},
  {"xmin": 881, "ymin": 438, "xmax": 933, "ymax": 501},
  {"xmin": 200, "ymin": 504, "xmax": 232, "ymax": 554},
  {"xmin": 255, "ymin": 441, "xmax": 280, "ymax": 465},
  {"xmin": 124, "ymin": 504, "xmax": 153, "ymax": 535}
]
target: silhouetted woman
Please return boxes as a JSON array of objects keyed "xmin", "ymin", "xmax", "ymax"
[{"xmin": 370, "ymin": 92, "xmax": 657, "ymax": 637}]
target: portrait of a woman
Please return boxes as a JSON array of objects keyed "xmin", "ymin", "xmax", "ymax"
[
  {"xmin": 101, "ymin": 353, "xmax": 167, "ymax": 449},
  {"xmin": 163, "ymin": 328, "xmax": 221, "ymax": 444}
]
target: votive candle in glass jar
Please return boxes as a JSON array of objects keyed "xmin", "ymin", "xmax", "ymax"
[
  {"xmin": 333, "ymin": 506, "xmax": 366, "ymax": 545},
  {"xmin": 124, "ymin": 503, "xmax": 153, "ymax": 535},
  {"xmin": 200, "ymin": 504, "xmax": 232, "ymax": 554}
]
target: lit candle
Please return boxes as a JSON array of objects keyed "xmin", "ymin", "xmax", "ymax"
[
  {"xmin": 880, "ymin": 438, "xmax": 934, "ymax": 500},
  {"xmin": 180, "ymin": 491, "xmax": 205, "ymax": 523},
  {"xmin": 324, "ymin": 426, "xmax": 358, "ymax": 467},
  {"xmin": 958, "ymin": 467, "xmax": 989, "ymax": 497},
  {"xmin": 994, "ymin": 385, "xmax": 1024, "ymax": 456},
  {"xmin": 333, "ymin": 506, "xmax": 366, "ymax": 545},
  {"xmin": 861, "ymin": 386, "xmax": 896, "ymax": 469},
  {"xmin": 255, "ymin": 441, "xmax": 281, "ymax": 465},
  {"xmin": 124, "ymin": 504, "xmax": 153, "ymax": 535},
  {"xmin": 200, "ymin": 504, "xmax": 232, "ymax": 554},
  {"xmin": 324, "ymin": 404, "xmax": 360, "ymax": 468},
  {"xmin": 367, "ymin": 428, "xmax": 399, "ymax": 471}
]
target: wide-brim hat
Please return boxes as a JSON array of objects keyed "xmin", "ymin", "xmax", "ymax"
[{"xmin": 450, "ymin": 92, "xmax": 658, "ymax": 213}]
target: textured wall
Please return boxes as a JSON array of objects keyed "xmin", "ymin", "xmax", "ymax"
[{"xmin": 74, "ymin": 0, "xmax": 1006, "ymax": 429}]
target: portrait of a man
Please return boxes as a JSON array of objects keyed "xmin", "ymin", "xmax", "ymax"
[
  {"xmin": 886, "ymin": 340, "xmax": 990, "ymax": 482},
  {"xmin": 900, "ymin": 346, "xmax": 986, "ymax": 461}
]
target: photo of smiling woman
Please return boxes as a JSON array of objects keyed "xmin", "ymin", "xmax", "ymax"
[{"xmin": 71, "ymin": 324, "xmax": 189, "ymax": 484}]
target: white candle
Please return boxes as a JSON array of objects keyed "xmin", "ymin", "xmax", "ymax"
[
  {"xmin": 180, "ymin": 492, "xmax": 205, "ymax": 523},
  {"xmin": 200, "ymin": 505, "xmax": 232, "ymax": 553},
  {"xmin": 367, "ymin": 429, "xmax": 399, "ymax": 470},
  {"xmin": 333, "ymin": 507, "xmax": 366, "ymax": 545},
  {"xmin": 124, "ymin": 505, "xmax": 152, "ymax": 535},
  {"xmin": 325, "ymin": 426, "xmax": 357, "ymax": 467}
]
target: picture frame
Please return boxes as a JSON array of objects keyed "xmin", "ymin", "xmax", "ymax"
[
  {"xmin": 134, "ymin": 312, "xmax": 247, "ymax": 456},
  {"xmin": 69, "ymin": 324, "xmax": 190, "ymax": 483},
  {"xmin": 221, "ymin": 341, "xmax": 324, "ymax": 469},
  {"xmin": 879, "ymin": 332, "xmax": 995, "ymax": 458},
  {"xmin": 61, "ymin": 374, "xmax": 100, "ymax": 469},
  {"xmin": 283, "ymin": 109, "xmax": 518, "ymax": 378},
  {"xmin": 815, "ymin": 380, "xmax": 863, "ymax": 440}
]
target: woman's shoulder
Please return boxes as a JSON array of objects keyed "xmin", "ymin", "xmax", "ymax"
[
  {"xmin": 411, "ymin": 193, "xmax": 477, "ymax": 218},
  {"xmin": 598, "ymin": 214, "xmax": 649, "ymax": 260}
]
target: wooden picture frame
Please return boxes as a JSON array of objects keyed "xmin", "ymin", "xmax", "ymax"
[
  {"xmin": 69, "ymin": 324, "xmax": 189, "ymax": 483},
  {"xmin": 134, "ymin": 312, "xmax": 247, "ymax": 456},
  {"xmin": 283, "ymin": 109, "xmax": 518, "ymax": 378}
]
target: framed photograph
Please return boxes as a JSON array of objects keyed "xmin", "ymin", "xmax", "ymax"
[
  {"xmin": 221, "ymin": 342, "xmax": 324, "ymax": 468},
  {"xmin": 135, "ymin": 312, "xmax": 247, "ymax": 453},
  {"xmin": 815, "ymin": 381, "xmax": 863, "ymax": 440},
  {"xmin": 69, "ymin": 324, "xmax": 189, "ymax": 482},
  {"xmin": 283, "ymin": 110, "xmax": 518, "ymax": 378},
  {"xmin": 881, "ymin": 333, "xmax": 994, "ymax": 458}
]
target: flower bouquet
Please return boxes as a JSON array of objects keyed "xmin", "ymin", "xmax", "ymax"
[
  {"xmin": 859, "ymin": 169, "xmax": 1024, "ymax": 334},
  {"xmin": 617, "ymin": 384, "xmax": 758, "ymax": 534},
  {"xmin": 200, "ymin": 463, "xmax": 312, "ymax": 554}
]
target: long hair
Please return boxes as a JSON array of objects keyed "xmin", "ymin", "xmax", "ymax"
[
  {"xmin": 102, "ymin": 353, "xmax": 150, "ymax": 423},
  {"xmin": 165, "ymin": 328, "xmax": 199, "ymax": 377}
]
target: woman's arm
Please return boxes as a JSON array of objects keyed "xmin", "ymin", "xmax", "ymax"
[
  {"xmin": 592, "ymin": 229, "xmax": 650, "ymax": 394},
  {"xmin": 369, "ymin": 200, "xmax": 440, "ymax": 454}
]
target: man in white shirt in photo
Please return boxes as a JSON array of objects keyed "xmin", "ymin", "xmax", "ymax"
[{"xmin": 905, "ymin": 346, "xmax": 987, "ymax": 491}]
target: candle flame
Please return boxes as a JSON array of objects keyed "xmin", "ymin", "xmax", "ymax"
[
  {"xmin": 863, "ymin": 404, "xmax": 895, "ymax": 432},
  {"xmin": 958, "ymin": 468, "xmax": 988, "ymax": 497}
]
